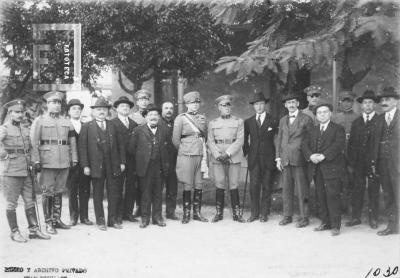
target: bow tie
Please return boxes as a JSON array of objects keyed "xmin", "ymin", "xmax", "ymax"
[
  {"xmin": 289, "ymin": 115, "xmax": 296, "ymax": 118},
  {"xmin": 150, "ymin": 125, "xmax": 157, "ymax": 129},
  {"xmin": 11, "ymin": 120, "xmax": 20, "ymax": 126},
  {"xmin": 221, "ymin": 115, "xmax": 231, "ymax": 119},
  {"xmin": 188, "ymin": 112, "xmax": 197, "ymax": 115}
]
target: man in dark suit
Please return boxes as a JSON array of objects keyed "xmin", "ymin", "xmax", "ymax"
[
  {"xmin": 66, "ymin": 99, "xmax": 92, "ymax": 226},
  {"xmin": 79, "ymin": 97, "xmax": 126, "ymax": 231},
  {"xmin": 128, "ymin": 104, "xmax": 170, "ymax": 228},
  {"xmin": 346, "ymin": 90, "xmax": 380, "ymax": 229},
  {"xmin": 302, "ymin": 102, "xmax": 346, "ymax": 236},
  {"xmin": 372, "ymin": 87, "xmax": 400, "ymax": 236},
  {"xmin": 276, "ymin": 94, "xmax": 313, "ymax": 228},
  {"xmin": 111, "ymin": 96, "xmax": 139, "ymax": 223},
  {"xmin": 159, "ymin": 101, "xmax": 179, "ymax": 220},
  {"xmin": 243, "ymin": 92, "xmax": 278, "ymax": 222}
]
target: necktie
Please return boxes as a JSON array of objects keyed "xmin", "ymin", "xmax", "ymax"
[
  {"xmin": 257, "ymin": 114, "xmax": 261, "ymax": 127},
  {"xmin": 386, "ymin": 113, "xmax": 392, "ymax": 126},
  {"xmin": 320, "ymin": 125, "xmax": 324, "ymax": 135},
  {"xmin": 365, "ymin": 114, "xmax": 370, "ymax": 124},
  {"xmin": 100, "ymin": 121, "xmax": 105, "ymax": 131},
  {"xmin": 125, "ymin": 118, "xmax": 129, "ymax": 128}
]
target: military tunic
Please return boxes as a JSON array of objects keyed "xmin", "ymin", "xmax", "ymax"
[
  {"xmin": 172, "ymin": 112, "xmax": 207, "ymax": 190},
  {"xmin": 207, "ymin": 116, "xmax": 244, "ymax": 189},
  {"xmin": 302, "ymin": 107, "xmax": 317, "ymax": 125},
  {"xmin": 0, "ymin": 122, "xmax": 34, "ymax": 210}
]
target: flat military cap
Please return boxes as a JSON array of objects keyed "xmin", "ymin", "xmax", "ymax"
[
  {"xmin": 215, "ymin": 95, "xmax": 233, "ymax": 105},
  {"xmin": 357, "ymin": 90, "xmax": 379, "ymax": 103},
  {"xmin": 90, "ymin": 97, "xmax": 111, "ymax": 108},
  {"xmin": 43, "ymin": 91, "xmax": 64, "ymax": 102},
  {"xmin": 113, "ymin": 96, "xmax": 134, "ymax": 108},
  {"xmin": 282, "ymin": 93, "xmax": 301, "ymax": 103},
  {"xmin": 67, "ymin": 99, "xmax": 84, "ymax": 110},
  {"xmin": 378, "ymin": 86, "xmax": 400, "ymax": 100},
  {"xmin": 135, "ymin": 89, "xmax": 152, "ymax": 100},
  {"xmin": 315, "ymin": 100, "xmax": 333, "ymax": 112},
  {"xmin": 249, "ymin": 91, "xmax": 269, "ymax": 104},
  {"xmin": 3, "ymin": 99, "xmax": 25, "ymax": 111},
  {"xmin": 339, "ymin": 90, "xmax": 355, "ymax": 101},
  {"xmin": 304, "ymin": 85, "xmax": 323, "ymax": 96},
  {"xmin": 183, "ymin": 91, "xmax": 201, "ymax": 104}
]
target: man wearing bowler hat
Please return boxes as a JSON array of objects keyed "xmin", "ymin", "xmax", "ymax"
[
  {"xmin": 276, "ymin": 93, "xmax": 313, "ymax": 228},
  {"xmin": 208, "ymin": 95, "xmax": 246, "ymax": 223},
  {"xmin": 243, "ymin": 92, "xmax": 278, "ymax": 223},
  {"xmin": 79, "ymin": 97, "xmax": 126, "ymax": 231},
  {"xmin": 66, "ymin": 99, "xmax": 93, "ymax": 226},
  {"xmin": 128, "ymin": 104, "xmax": 170, "ymax": 228},
  {"xmin": 372, "ymin": 87, "xmax": 400, "ymax": 236},
  {"xmin": 172, "ymin": 91, "xmax": 209, "ymax": 224},
  {"xmin": 346, "ymin": 90, "xmax": 380, "ymax": 229},
  {"xmin": 30, "ymin": 91, "xmax": 78, "ymax": 234},
  {"xmin": 111, "ymin": 96, "xmax": 139, "ymax": 223}
]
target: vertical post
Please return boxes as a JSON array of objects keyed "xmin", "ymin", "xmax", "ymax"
[
  {"xmin": 332, "ymin": 56, "xmax": 337, "ymax": 114},
  {"xmin": 177, "ymin": 70, "xmax": 186, "ymax": 114}
]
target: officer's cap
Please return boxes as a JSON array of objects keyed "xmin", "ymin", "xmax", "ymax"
[
  {"xmin": 3, "ymin": 99, "xmax": 25, "ymax": 111},
  {"xmin": 135, "ymin": 89, "xmax": 152, "ymax": 100},
  {"xmin": 304, "ymin": 85, "xmax": 323, "ymax": 96},
  {"xmin": 43, "ymin": 91, "xmax": 64, "ymax": 102},
  {"xmin": 183, "ymin": 91, "xmax": 201, "ymax": 104},
  {"xmin": 215, "ymin": 95, "xmax": 233, "ymax": 105},
  {"xmin": 340, "ymin": 90, "xmax": 355, "ymax": 101}
]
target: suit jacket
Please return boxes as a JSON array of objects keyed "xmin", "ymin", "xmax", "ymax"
[
  {"xmin": 243, "ymin": 113, "xmax": 278, "ymax": 170},
  {"xmin": 371, "ymin": 109, "xmax": 400, "ymax": 171},
  {"xmin": 128, "ymin": 124, "xmax": 170, "ymax": 178},
  {"xmin": 159, "ymin": 117, "xmax": 177, "ymax": 167},
  {"xmin": 302, "ymin": 121, "xmax": 346, "ymax": 180},
  {"xmin": 347, "ymin": 113, "xmax": 379, "ymax": 170},
  {"xmin": 276, "ymin": 111, "xmax": 313, "ymax": 167},
  {"xmin": 111, "ymin": 117, "xmax": 138, "ymax": 168},
  {"xmin": 78, "ymin": 120, "xmax": 126, "ymax": 178}
]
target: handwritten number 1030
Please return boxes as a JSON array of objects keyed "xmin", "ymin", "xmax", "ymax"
[{"xmin": 365, "ymin": 266, "xmax": 399, "ymax": 278}]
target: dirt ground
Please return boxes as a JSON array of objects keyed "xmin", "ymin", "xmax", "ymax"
[{"xmin": 0, "ymin": 195, "xmax": 399, "ymax": 278}]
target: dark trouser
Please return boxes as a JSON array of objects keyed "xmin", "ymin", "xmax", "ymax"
[
  {"xmin": 351, "ymin": 161, "xmax": 379, "ymax": 221},
  {"xmin": 379, "ymin": 158, "xmax": 399, "ymax": 230},
  {"xmin": 118, "ymin": 159, "xmax": 137, "ymax": 218},
  {"xmin": 282, "ymin": 165, "xmax": 309, "ymax": 218},
  {"xmin": 165, "ymin": 165, "xmax": 178, "ymax": 216},
  {"xmin": 139, "ymin": 159, "xmax": 163, "ymax": 221},
  {"xmin": 92, "ymin": 162, "xmax": 121, "ymax": 226},
  {"xmin": 314, "ymin": 167, "xmax": 342, "ymax": 230},
  {"xmin": 249, "ymin": 162, "xmax": 273, "ymax": 218},
  {"xmin": 67, "ymin": 165, "xmax": 91, "ymax": 222}
]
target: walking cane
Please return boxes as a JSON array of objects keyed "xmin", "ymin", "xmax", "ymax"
[{"xmin": 240, "ymin": 168, "xmax": 249, "ymax": 217}]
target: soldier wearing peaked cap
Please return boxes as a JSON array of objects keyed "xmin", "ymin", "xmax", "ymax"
[
  {"xmin": 130, "ymin": 89, "xmax": 151, "ymax": 126},
  {"xmin": 172, "ymin": 91, "xmax": 209, "ymax": 224},
  {"xmin": 302, "ymin": 85, "xmax": 322, "ymax": 124},
  {"xmin": 1, "ymin": 100, "xmax": 50, "ymax": 242},
  {"xmin": 208, "ymin": 95, "xmax": 245, "ymax": 223},
  {"xmin": 30, "ymin": 91, "xmax": 78, "ymax": 234}
]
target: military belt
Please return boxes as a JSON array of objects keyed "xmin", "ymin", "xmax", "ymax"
[
  {"xmin": 5, "ymin": 149, "xmax": 29, "ymax": 154},
  {"xmin": 215, "ymin": 139, "xmax": 236, "ymax": 144},
  {"xmin": 40, "ymin": 139, "xmax": 68, "ymax": 145},
  {"xmin": 181, "ymin": 133, "xmax": 204, "ymax": 139}
]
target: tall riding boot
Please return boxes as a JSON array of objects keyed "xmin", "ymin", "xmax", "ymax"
[
  {"xmin": 6, "ymin": 210, "xmax": 27, "ymax": 243},
  {"xmin": 231, "ymin": 189, "xmax": 245, "ymax": 223},
  {"xmin": 53, "ymin": 193, "xmax": 70, "ymax": 229},
  {"xmin": 42, "ymin": 195, "xmax": 57, "ymax": 234},
  {"xmin": 25, "ymin": 207, "xmax": 51, "ymax": 240},
  {"xmin": 212, "ymin": 189, "xmax": 225, "ymax": 223},
  {"xmin": 193, "ymin": 189, "xmax": 208, "ymax": 222},
  {"xmin": 182, "ymin": 190, "xmax": 191, "ymax": 224}
]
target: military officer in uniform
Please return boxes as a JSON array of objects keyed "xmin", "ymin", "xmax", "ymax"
[
  {"xmin": 208, "ymin": 95, "xmax": 246, "ymax": 223},
  {"xmin": 30, "ymin": 91, "xmax": 78, "ymax": 234},
  {"xmin": 1, "ymin": 100, "xmax": 50, "ymax": 242},
  {"xmin": 302, "ymin": 85, "xmax": 322, "ymax": 124},
  {"xmin": 172, "ymin": 91, "xmax": 208, "ymax": 224}
]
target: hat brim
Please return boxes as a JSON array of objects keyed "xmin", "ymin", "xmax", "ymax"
[
  {"xmin": 68, "ymin": 103, "xmax": 84, "ymax": 110},
  {"xmin": 113, "ymin": 100, "xmax": 134, "ymax": 108},
  {"xmin": 377, "ymin": 94, "xmax": 400, "ymax": 100},
  {"xmin": 90, "ymin": 105, "xmax": 111, "ymax": 109},
  {"xmin": 356, "ymin": 96, "xmax": 379, "ymax": 103},
  {"xmin": 142, "ymin": 108, "xmax": 161, "ymax": 117},
  {"xmin": 282, "ymin": 96, "xmax": 300, "ymax": 103},
  {"xmin": 249, "ymin": 98, "xmax": 269, "ymax": 105}
]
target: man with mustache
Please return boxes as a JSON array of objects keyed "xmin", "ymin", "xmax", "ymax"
[
  {"xmin": 302, "ymin": 85, "xmax": 322, "ymax": 125},
  {"xmin": 79, "ymin": 97, "xmax": 126, "ymax": 231},
  {"xmin": 128, "ymin": 104, "xmax": 170, "ymax": 228},
  {"xmin": 276, "ymin": 94, "xmax": 313, "ymax": 228},
  {"xmin": 160, "ymin": 101, "xmax": 179, "ymax": 220},
  {"xmin": 1, "ymin": 99, "xmax": 50, "ymax": 242},
  {"xmin": 372, "ymin": 87, "xmax": 400, "ymax": 236},
  {"xmin": 30, "ymin": 91, "xmax": 78, "ymax": 234}
]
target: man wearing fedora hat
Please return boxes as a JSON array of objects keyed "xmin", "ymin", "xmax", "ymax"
[
  {"xmin": 372, "ymin": 86, "xmax": 400, "ymax": 236},
  {"xmin": 65, "ymin": 99, "xmax": 93, "ymax": 226},
  {"xmin": 243, "ymin": 91, "xmax": 278, "ymax": 222},
  {"xmin": 111, "ymin": 96, "xmax": 139, "ymax": 223},
  {"xmin": 30, "ymin": 91, "xmax": 78, "ymax": 234},
  {"xmin": 79, "ymin": 97, "xmax": 126, "ymax": 231},
  {"xmin": 276, "ymin": 93, "xmax": 313, "ymax": 228},
  {"xmin": 128, "ymin": 104, "xmax": 170, "ymax": 228},
  {"xmin": 346, "ymin": 90, "xmax": 380, "ymax": 229}
]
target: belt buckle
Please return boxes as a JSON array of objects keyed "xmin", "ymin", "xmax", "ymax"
[{"xmin": 57, "ymin": 139, "xmax": 63, "ymax": 145}]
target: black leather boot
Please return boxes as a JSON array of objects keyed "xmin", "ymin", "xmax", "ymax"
[
  {"xmin": 53, "ymin": 194, "xmax": 70, "ymax": 229},
  {"xmin": 7, "ymin": 210, "xmax": 27, "ymax": 243},
  {"xmin": 212, "ymin": 189, "xmax": 224, "ymax": 223},
  {"xmin": 25, "ymin": 207, "xmax": 51, "ymax": 240},
  {"xmin": 43, "ymin": 195, "xmax": 57, "ymax": 234},
  {"xmin": 193, "ymin": 189, "xmax": 208, "ymax": 222},
  {"xmin": 182, "ymin": 190, "xmax": 191, "ymax": 224},
  {"xmin": 231, "ymin": 189, "xmax": 245, "ymax": 223}
]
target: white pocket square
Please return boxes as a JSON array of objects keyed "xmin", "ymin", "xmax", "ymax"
[{"xmin": 267, "ymin": 127, "xmax": 273, "ymax": 131}]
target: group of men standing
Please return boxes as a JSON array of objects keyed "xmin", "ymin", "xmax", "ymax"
[{"xmin": 1, "ymin": 84, "xmax": 399, "ymax": 242}]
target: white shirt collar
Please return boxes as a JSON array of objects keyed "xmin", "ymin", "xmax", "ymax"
[
  {"xmin": 70, "ymin": 118, "xmax": 81, "ymax": 133},
  {"xmin": 147, "ymin": 123, "xmax": 157, "ymax": 134},
  {"xmin": 289, "ymin": 109, "xmax": 299, "ymax": 117},
  {"xmin": 256, "ymin": 111, "xmax": 266, "ymax": 121},
  {"xmin": 386, "ymin": 107, "xmax": 397, "ymax": 119},
  {"xmin": 320, "ymin": 120, "xmax": 330, "ymax": 131},
  {"xmin": 363, "ymin": 111, "xmax": 375, "ymax": 122}
]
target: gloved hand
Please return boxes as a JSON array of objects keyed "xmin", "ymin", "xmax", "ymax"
[
  {"xmin": 34, "ymin": 162, "xmax": 42, "ymax": 173},
  {"xmin": 219, "ymin": 153, "xmax": 230, "ymax": 164}
]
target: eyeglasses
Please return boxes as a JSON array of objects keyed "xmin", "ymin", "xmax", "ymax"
[
  {"xmin": 309, "ymin": 94, "xmax": 320, "ymax": 98},
  {"xmin": 219, "ymin": 103, "xmax": 231, "ymax": 107},
  {"xmin": 188, "ymin": 100, "xmax": 201, "ymax": 104}
]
